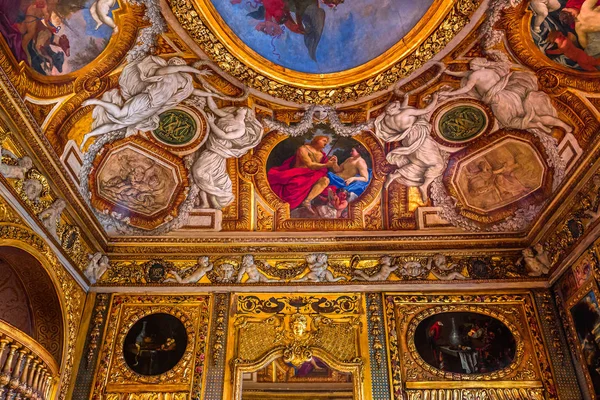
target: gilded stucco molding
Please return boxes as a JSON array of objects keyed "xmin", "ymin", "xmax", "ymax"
[{"xmin": 167, "ymin": 0, "xmax": 482, "ymax": 104}]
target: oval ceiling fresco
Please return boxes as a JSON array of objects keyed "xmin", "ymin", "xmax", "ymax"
[{"xmin": 209, "ymin": 0, "xmax": 436, "ymax": 74}]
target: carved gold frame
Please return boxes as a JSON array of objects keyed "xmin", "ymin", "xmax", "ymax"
[
  {"xmin": 564, "ymin": 279, "xmax": 600, "ymax": 399},
  {"xmin": 384, "ymin": 293, "xmax": 554, "ymax": 395},
  {"xmin": 168, "ymin": 0, "xmax": 483, "ymax": 103},
  {"xmin": 90, "ymin": 295, "xmax": 212, "ymax": 397},
  {"xmin": 224, "ymin": 293, "xmax": 371, "ymax": 399}
]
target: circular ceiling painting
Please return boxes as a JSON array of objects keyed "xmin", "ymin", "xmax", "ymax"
[{"xmin": 209, "ymin": 0, "xmax": 435, "ymax": 74}]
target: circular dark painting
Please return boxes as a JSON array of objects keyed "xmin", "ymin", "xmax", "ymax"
[
  {"xmin": 123, "ymin": 313, "xmax": 188, "ymax": 376},
  {"xmin": 414, "ymin": 312, "xmax": 516, "ymax": 375}
]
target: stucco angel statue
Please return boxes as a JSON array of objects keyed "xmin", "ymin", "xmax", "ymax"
[
  {"xmin": 438, "ymin": 58, "xmax": 572, "ymax": 134},
  {"xmin": 373, "ymin": 92, "xmax": 445, "ymax": 202},
  {"xmin": 80, "ymin": 56, "xmax": 220, "ymax": 149},
  {"xmin": 191, "ymin": 97, "xmax": 263, "ymax": 209}
]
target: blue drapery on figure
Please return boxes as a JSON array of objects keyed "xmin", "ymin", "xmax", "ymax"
[{"xmin": 326, "ymin": 169, "xmax": 372, "ymax": 197}]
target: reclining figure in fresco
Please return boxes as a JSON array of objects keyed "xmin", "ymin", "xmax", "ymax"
[{"xmin": 80, "ymin": 55, "xmax": 218, "ymax": 148}]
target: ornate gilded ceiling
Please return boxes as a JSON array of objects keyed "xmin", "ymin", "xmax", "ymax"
[{"xmin": 1, "ymin": 0, "xmax": 600, "ymax": 284}]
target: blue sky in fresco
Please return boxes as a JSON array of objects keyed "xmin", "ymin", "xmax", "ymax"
[{"xmin": 210, "ymin": 0, "xmax": 435, "ymax": 73}]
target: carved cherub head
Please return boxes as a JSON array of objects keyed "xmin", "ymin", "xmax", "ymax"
[
  {"xmin": 23, "ymin": 178, "xmax": 43, "ymax": 202},
  {"xmin": 432, "ymin": 254, "xmax": 446, "ymax": 267},
  {"xmin": 290, "ymin": 313, "xmax": 308, "ymax": 337}
]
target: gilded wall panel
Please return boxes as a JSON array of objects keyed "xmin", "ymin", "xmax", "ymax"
[
  {"xmin": 91, "ymin": 295, "xmax": 212, "ymax": 400},
  {"xmin": 384, "ymin": 293, "xmax": 557, "ymax": 399},
  {"xmin": 224, "ymin": 293, "xmax": 372, "ymax": 400}
]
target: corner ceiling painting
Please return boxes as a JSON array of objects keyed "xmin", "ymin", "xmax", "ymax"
[
  {"xmin": 1, "ymin": 0, "xmax": 600, "ymax": 272},
  {"xmin": 207, "ymin": 0, "xmax": 436, "ymax": 73}
]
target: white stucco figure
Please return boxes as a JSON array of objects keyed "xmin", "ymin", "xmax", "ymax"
[
  {"xmin": 81, "ymin": 56, "xmax": 218, "ymax": 148},
  {"xmin": 427, "ymin": 254, "xmax": 467, "ymax": 280},
  {"xmin": 439, "ymin": 58, "xmax": 572, "ymax": 134},
  {"xmin": 191, "ymin": 97, "xmax": 263, "ymax": 209},
  {"xmin": 520, "ymin": 246, "xmax": 550, "ymax": 276},
  {"xmin": 237, "ymin": 255, "xmax": 277, "ymax": 283},
  {"xmin": 84, "ymin": 252, "xmax": 110, "ymax": 284},
  {"xmin": 353, "ymin": 255, "xmax": 399, "ymax": 281},
  {"xmin": 293, "ymin": 253, "xmax": 345, "ymax": 283},
  {"xmin": 38, "ymin": 198, "xmax": 66, "ymax": 239},
  {"xmin": 165, "ymin": 256, "xmax": 213, "ymax": 284},
  {"xmin": 373, "ymin": 92, "xmax": 445, "ymax": 202},
  {"xmin": 89, "ymin": 0, "xmax": 118, "ymax": 32},
  {"xmin": 0, "ymin": 148, "xmax": 33, "ymax": 180}
]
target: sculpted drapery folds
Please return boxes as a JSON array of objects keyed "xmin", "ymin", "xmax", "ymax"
[
  {"xmin": 80, "ymin": 55, "xmax": 218, "ymax": 148},
  {"xmin": 439, "ymin": 58, "xmax": 572, "ymax": 135},
  {"xmin": 191, "ymin": 97, "xmax": 263, "ymax": 210},
  {"xmin": 373, "ymin": 92, "xmax": 445, "ymax": 202}
]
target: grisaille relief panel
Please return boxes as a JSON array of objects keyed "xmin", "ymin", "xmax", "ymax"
[{"xmin": 453, "ymin": 137, "xmax": 546, "ymax": 213}]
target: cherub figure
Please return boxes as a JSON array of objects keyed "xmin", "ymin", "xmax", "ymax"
[
  {"xmin": 237, "ymin": 255, "xmax": 277, "ymax": 283},
  {"xmin": 520, "ymin": 246, "xmax": 550, "ymax": 276},
  {"xmin": 427, "ymin": 254, "xmax": 467, "ymax": 280},
  {"xmin": 546, "ymin": 31, "xmax": 600, "ymax": 71},
  {"xmin": 89, "ymin": 0, "xmax": 118, "ymax": 32},
  {"xmin": 530, "ymin": 0, "xmax": 562, "ymax": 33},
  {"xmin": 84, "ymin": 252, "xmax": 110, "ymax": 284},
  {"xmin": 293, "ymin": 253, "xmax": 346, "ymax": 283},
  {"xmin": 165, "ymin": 256, "xmax": 213, "ymax": 284},
  {"xmin": 38, "ymin": 198, "xmax": 66, "ymax": 239},
  {"xmin": 353, "ymin": 255, "xmax": 399, "ymax": 281},
  {"xmin": 23, "ymin": 178, "xmax": 43, "ymax": 203},
  {"xmin": 0, "ymin": 147, "xmax": 33, "ymax": 180}
]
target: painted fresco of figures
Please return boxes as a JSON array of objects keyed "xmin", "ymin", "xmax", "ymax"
[
  {"xmin": 267, "ymin": 129, "xmax": 372, "ymax": 219},
  {"xmin": 530, "ymin": 0, "xmax": 600, "ymax": 71},
  {"xmin": 81, "ymin": 56, "xmax": 219, "ymax": 148},
  {"xmin": 373, "ymin": 92, "xmax": 445, "ymax": 202},
  {"xmin": 191, "ymin": 97, "xmax": 263, "ymax": 210},
  {"xmin": 0, "ymin": 0, "xmax": 117, "ymax": 75},
  {"xmin": 439, "ymin": 58, "xmax": 572, "ymax": 135}
]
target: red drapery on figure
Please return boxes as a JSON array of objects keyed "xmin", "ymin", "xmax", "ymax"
[{"xmin": 267, "ymin": 153, "xmax": 329, "ymax": 209}]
